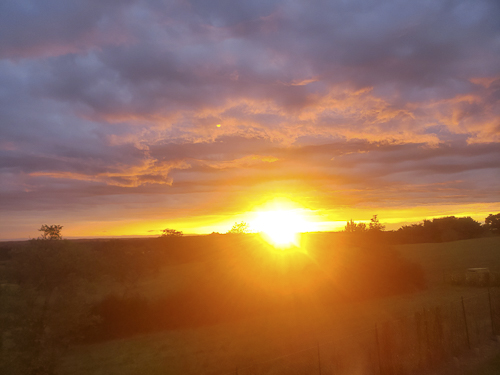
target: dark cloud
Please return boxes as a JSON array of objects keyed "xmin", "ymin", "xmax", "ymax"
[
  {"xmin": 0, "ymin": 0, "xmax": 137, "ymax": 58},
  {"xmin": 266, "ymin": 0, "xmax": 500, "ymax": 94}
]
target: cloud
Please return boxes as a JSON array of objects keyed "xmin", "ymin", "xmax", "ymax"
[
  {"xmin": 0, "ymin": 0, "xmax": 137, "ymax": 58},
  {"xmin": 1, "ymin": 0, "xmax": 499, "ymax": 238}
]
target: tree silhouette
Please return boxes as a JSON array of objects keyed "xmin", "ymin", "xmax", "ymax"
[
  {"xmin": 159, "ymin": 228, "xmax": 183, "ymax": 237},
  {"xmin": 38, "ymin": 224, "xmax": 63, "ymax": 240},
  {"xmin": 227, "ymin": 222, "xmax": 250, "ymax": 234},
  {"xmin": 368, "ymin": 215, "xmax": 385, "ymax": 232},
  {"xmin": 344, "ymin": 219, "xmax": 367, "ymax": 233},
  {"xmin": 485, "ymin": 213, "xmax": 500, "ymax": 233},
  {"xmin": 396, "ymin": 216, "xmax": 483, "ymax": 243}
]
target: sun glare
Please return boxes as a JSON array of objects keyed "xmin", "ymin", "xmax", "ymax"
[{"xmin": 251, "ymin": 209, "xmax": 309, "ymax": 247}]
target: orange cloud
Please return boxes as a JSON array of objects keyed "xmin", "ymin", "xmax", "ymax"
[{"xmin": 30, "ymin": 158, "xmax": 190, "ymax": 187}]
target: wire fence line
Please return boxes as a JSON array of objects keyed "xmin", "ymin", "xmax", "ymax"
[{"xmin": 216, "ymin": 288, "xmax": 500, "ymax": 375}]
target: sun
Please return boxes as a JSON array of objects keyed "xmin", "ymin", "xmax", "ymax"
[{"xmin": 251, "ymin": 209, "xmax": 309, "ymax": 247}]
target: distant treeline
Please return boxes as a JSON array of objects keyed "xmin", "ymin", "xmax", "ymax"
[
  {"xmin": 342, "ymin": 213, "xmax": 500, "ymax": 244},
  {"xmin": 393, "ymin": 216, "xmax": 483, "ymax": 243},
  {"xmin": 392, "ymin": 213, "xmax": 499, "ymax": 244}
]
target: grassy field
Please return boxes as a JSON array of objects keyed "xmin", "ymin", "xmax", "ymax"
[
  {"xmin": 396, "ymin": 237, "xmax": 500, "ymax": 286},
  {"xmin": 470, "ymin": 353, "xmax": 500, "ymax": 375},
  {"xmin": 56, "ymin": 236, "xmax": 500, "ymax": 375}
]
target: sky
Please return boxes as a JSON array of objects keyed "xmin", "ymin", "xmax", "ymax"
[{"xmin": 1, "ymin": 0, "xmax": 500, "ymax": 240}]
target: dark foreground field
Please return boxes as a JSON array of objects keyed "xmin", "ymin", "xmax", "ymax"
[{"xmin": 1, "ymin": 235, "xmax": 500, "ymax": 374}]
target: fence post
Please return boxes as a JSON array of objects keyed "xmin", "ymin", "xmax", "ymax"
[
  {"xmin": 317, "ymin": 342, "xmax": 322, "ymax": 375},
  {"xmin": 461, "ymin": 297, "xmax": 471, "ymax": 350},
  {"xmin": 434, "ymin": 306, "xmax": 445, "ymax": 362},
  {"xmin": 375, "ymin": 324, "xmax": 383, "ymax": 375},
  {"xmin": 423, "ymin": 308, "xmax": 431, "ymax": 368},
  {"xmin": 415, "ymin": 311, "xmax": 423, "ymax": 370},
  {"xmin": 488, "ymin": 287, "xmax": 496, "ymax": 336}
]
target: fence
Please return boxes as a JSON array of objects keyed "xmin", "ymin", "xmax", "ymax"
[{"xmin": 217, "ymin": 288, "xmax": 500, "ymax": 375}]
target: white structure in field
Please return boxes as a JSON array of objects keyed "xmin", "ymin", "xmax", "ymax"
[{"xmin": 465, "ymin": 268, "xmax": 490, "ymax": 286}]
